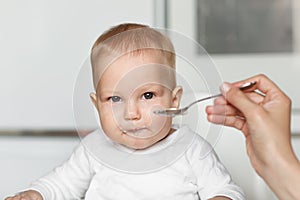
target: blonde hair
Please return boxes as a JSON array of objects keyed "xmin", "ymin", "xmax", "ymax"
[{"xmin": 90, "ymin": 23, "xmax": 176, "ymax": 89}]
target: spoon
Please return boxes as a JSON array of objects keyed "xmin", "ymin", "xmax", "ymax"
[{"xmin": 153, "ymin": 81, "xmax": 257, "ymax": 117}]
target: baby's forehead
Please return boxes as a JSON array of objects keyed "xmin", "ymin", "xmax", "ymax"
[
  {"xmin": 94, "ymin": 56, "xmax": 176, "ymax": 94},
  {"xmin": 95, "ymin": 52, "xmax": 175, "ymax": 87},
  {"xmin": 106, "ymin": 50, "xmax": 171, "ymax": 68}
]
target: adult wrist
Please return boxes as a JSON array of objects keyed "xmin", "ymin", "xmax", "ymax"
[{"xmin": 262, "ymin": 147, "xmax": 300, "ymax": 200}]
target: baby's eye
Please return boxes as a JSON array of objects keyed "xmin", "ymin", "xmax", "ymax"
[
  {"xmin": 142, "ymin": 92, "xmax": 154, "ymax": 100},
  {"xmin": 108, "ymin": 96, "xmax": 122, "ymax": 103}
]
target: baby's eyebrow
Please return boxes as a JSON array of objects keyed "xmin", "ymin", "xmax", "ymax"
[
  {"xmin": 96, "ymin": 90, "xmax": 117, "ymax": 97},
  {"xmin": 139, "ymin": 82, "xmax": 166, "ymax": 88},
  {"xmin": 142, "ymin": 83, "xmax": 172, "ymax": 90},
  {"xmin": 98, "ymin": 89, "xmax": 115, "ymax": 93},
  {"xmin": 136, "ymin": 84, "xmax": 162, "ymax": 91}
]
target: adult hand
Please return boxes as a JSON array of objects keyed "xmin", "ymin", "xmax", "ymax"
[
  {"xmin": 206, "ymin": 74, "xmax": 300, "ymax": 200},
  {"xmin": 5, "ymin": 190, "xmax": 42, "ymax": 200}
]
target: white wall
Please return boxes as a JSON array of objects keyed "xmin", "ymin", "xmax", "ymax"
[{"xmin": 0, "ymin": 0, "xmax": 154, "ymax": 130}]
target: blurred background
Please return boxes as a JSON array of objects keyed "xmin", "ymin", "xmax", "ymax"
[{"xmin": 1, "ymin": 0, "xmax": 299, "ymax": 199}]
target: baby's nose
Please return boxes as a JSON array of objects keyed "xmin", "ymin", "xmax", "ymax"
[{"xmin": 124, "ymin": 100, "xmax": 141, "ymax": 120}]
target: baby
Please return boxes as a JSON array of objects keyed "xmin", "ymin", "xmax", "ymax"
[{"xmin": 6, "ymin": 23, "xmax": 245, "ymax": 200}]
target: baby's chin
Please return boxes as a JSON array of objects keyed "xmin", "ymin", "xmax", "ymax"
[
  {"xmin": 119, "ymin": 130, "xmax": 171, "ymax": 150},
  {"xmin": 121, "ymin": 135, "xmax": 160, "ymax": 150}
]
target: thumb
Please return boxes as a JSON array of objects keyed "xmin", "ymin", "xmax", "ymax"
[{"xmin": 221, "ymin": 82, "xmax": 258, "ymax": 118}]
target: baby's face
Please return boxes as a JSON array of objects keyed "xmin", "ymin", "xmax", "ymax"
[{"xmin": 90, "ymin": 53, "xmax": 182, "ymax": 149}]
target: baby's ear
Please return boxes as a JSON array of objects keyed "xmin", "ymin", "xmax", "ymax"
[
  {"xmin": 172, "ymin": 86, "xmax": 183, "ymax": 108},
  {"xmin": 89, "ymin": 92, "xmax": 98, "ymax": 108}
]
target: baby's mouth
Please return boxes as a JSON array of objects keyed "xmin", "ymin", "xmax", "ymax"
[{"xmin": 122, "ymin": 127, "xmax": 152, "ymax": 138}]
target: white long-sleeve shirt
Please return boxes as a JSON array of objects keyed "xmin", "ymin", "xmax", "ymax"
[{"xmin": 30, "ymin": 126, "xmax": 245, "ymax": 200}]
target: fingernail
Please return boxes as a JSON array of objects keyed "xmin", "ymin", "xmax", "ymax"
[{"xmin": 220, "ymin": 82, "xmax": 231, "ymax": 94}]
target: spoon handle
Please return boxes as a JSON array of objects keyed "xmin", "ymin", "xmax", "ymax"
[
  {"xmin": 153, "ymin": 81, "xmax": 257, "ymax": 116},
  {"xmin": 185, "ymin": 81, "xmax": 257, "ymax": 109},
  {"xmin": 185, "ymin": 94, "xmax": 221, "ymax": 109}
]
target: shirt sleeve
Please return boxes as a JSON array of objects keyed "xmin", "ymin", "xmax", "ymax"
[
  {"xmin": 188, "ymin": 136, "xmax": 245, "ymax": 200},
  {"xmin": 28, "ymin": 144, "xmax": 94, "ymax": 200}
]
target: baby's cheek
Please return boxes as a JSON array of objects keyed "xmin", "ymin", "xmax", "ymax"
[{"xmin": 148, "ymin": 104, "xmax": 171, "ymax": 131}]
